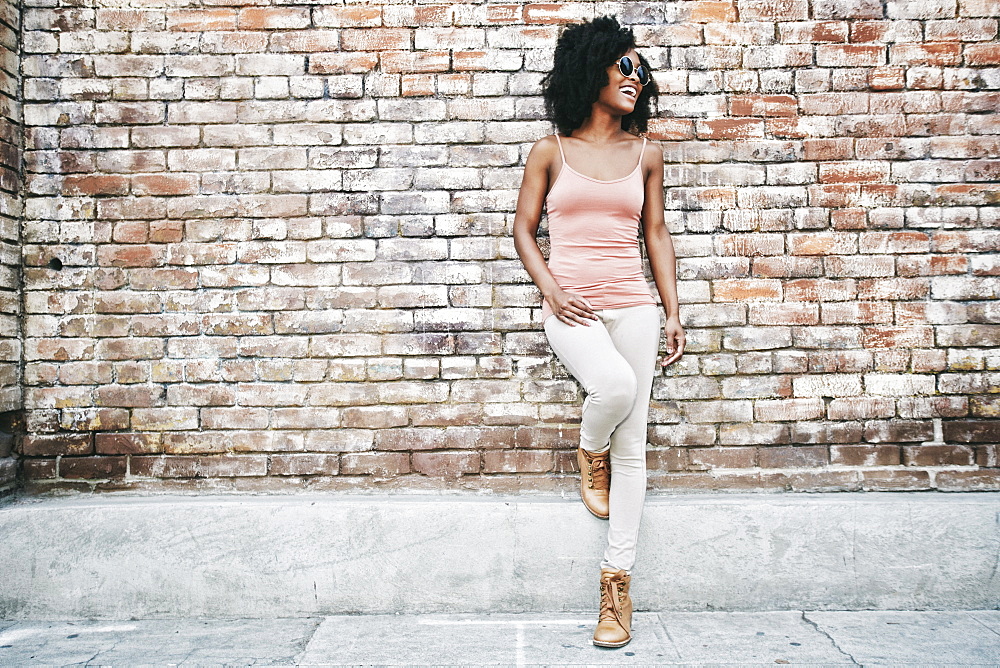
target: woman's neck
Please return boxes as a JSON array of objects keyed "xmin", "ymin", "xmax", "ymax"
[{"xmin": 570, "ymin": 106, "xmax": 626, "ymax": 143}]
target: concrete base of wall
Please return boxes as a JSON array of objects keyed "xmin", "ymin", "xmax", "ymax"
[
  {"xmin": 1, "ymin": 492, "xmax": 997, "ymax": 620},
  {"xmin": 0, "ymin": 458, "xmax": 15, "ymax": 497}
]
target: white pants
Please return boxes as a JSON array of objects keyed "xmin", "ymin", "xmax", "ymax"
[{"xmin": 543, "ymin": 304, "xmax": 661, "ymax": 572}]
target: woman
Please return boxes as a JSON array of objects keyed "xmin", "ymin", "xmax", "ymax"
[{"xmin": 513, "ymin": 16, "xmax": 685, "ymax": 648}]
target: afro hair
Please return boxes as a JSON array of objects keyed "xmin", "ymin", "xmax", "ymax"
[{"xmin": 542, "ymin": 16, "xmax": 658, "ymax": 137}]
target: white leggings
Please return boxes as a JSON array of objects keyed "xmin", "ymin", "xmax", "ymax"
[{"xmin": 543, "ymin": 304, "xmax": 661, "ymax": 572}]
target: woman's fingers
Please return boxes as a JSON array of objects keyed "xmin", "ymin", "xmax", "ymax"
[
  {"xmin": 560, "ymin": 307, "xmax": 593, "ymax": 326},
  {"xmin": 557, "ymin": 294, "xmax": 597, "ymax": 326},
  {"xmin": 567, "ymin": 295, "xmax": 597, "ymax": 318},
  {"xmin": 661, "ymin": 328, "xmax": 685, "ymax": 366}
]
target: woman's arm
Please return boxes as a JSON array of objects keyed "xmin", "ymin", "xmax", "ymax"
[
  {"xmin": 513, "ymin": 136, "xmax": 597, "ymax": 326},
  {"xmin": 640, "ymin": 142, "xmax": 685, "ymax": 365}
]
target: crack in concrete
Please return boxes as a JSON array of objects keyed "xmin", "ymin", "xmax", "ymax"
[
  {"xmin": 987, "ymin": 511, "xmax": 1000, "ymax": 589},
  {"xmin": 801, "ymin": 612, "xmax": 861, "ymax": 666},
  {"xmin": 969, "ymin": 611, "xmax": 1000, "ymax": 639},
  {"xmin": 653, "ymin": 613, "xmax": 685, "ymax": 661},
  {"xmin": 66, "ymin": 646, "xmax": 102, "ymax": 667},
  {"xmin": 291, "ymin": 617, "xmax": 325, "ymax": 664}
]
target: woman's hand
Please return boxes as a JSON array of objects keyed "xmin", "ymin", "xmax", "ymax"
[
  {"xmin": 661, "ymin": 314, "xmax": 685, "ymax": 366},
  {"xmin": 547, "ymin": 290, "xmax": 598, "ymax": 326}
]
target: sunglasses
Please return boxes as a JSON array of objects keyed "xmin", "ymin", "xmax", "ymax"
[{"xmin": 616, "ymin": 56, "xmax": 651, "ymax": 86}]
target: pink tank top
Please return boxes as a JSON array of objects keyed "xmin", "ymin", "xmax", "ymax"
[{"xmin": 541, "ymin": 134, "xmax": 656, "ymax": 321}]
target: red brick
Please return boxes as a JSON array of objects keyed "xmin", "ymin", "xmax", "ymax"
[
  {"xmin": 340, "ymin": 29, "xmax": 411, "ymax": 51},
  {"xmin": 267, "ymin": 31, "xmax": 340, "ymax": 53},
  {"xmin": 60, "ymin": 456, "xmax": 127, "ymax": 479},
  {"xmin": 808, "ymin": 184, "xmax": 861, "ymax": 207},
  {"xmin": 270, "ymin": 453, "xmax": 338, "ymax": 476},
  {"xmin": 21, "ymin": 459, "xmax": 57, "ymax": 480},
  {"xmin": 309, "ymin": 53, "xmax": 379, "ymax": 74},
  {"xmin": 788, "ymin": 233, "xmax": 857, "ymax": 255},
  {"xmin": 646, "ymin": 119, "xmax": 695, "ymax": 140},
  {"xmin": 62, "ymin": 175, "xmax": 129, "ymax": 196},
  {"xmin": 411, "ymin": 451, "xmax": 479, "ymax": 477},
  {"xmin": 804, "ymin": 138, "xmax": 854, "ymax": 161},
  {"xmin": 830, "ymin": 209, "xmax": 868, "ymax": 229},
  {"xmin": 22, "ymin": 433, "xmax": 93, "ymax": 456},
  {"xmin": 800, "ymin": 93, "xmax": 868, "ymax": 115},
  {"xmin": 483, "ymin": 450, "xmax": 555, "ymax": 473},
  {"xmin": 816, "ymin": 44, "xmax": 886, "ymax": 66},
  {"xmin": 696, "ymin": 119, "xmax": 765, "ymax": 139},
  {"xmin": 726, "ymin": 0, "xmax": 783, "ymax": 20},
  {"xmin": 713, "ymin": 279, "xmax": 782, "ymax": 301},
  {"xmin": 819, "ymin": 161, "xmax": 889, "ymax": 184},
  {"xmin": 869, "ymin": 67, "xmax": 906, "ymax": 90},
  {"xmin": 748, "ymin": 303, "xmax": 819, "ymax": 325},
  {"xmin": 132, "ymin": 174, "xmax": 198, "ymax": 196},
  {"xmin": 513, "ymin": 425, "xmax": 578, "ymax": 449},
  {"xmin": 402, "ymin": 74, "xmax": 435, "ymax": 97},
  {"xmin": 857, "ymin": 278, "xmax": 929, "ymax": 300},
  {"xmin": 861, "ymin": 470, "xmax": 931, "ymax": 491},
  {"xmin": 890, "ymin": 43, "xmax": 963, "ymax": 65},
  {"xmin": 730, "ymin": 95, "xmax": 797, "ymax": 117},
  {"xmin": 482, "ymin": 5, "xmax": 520, "ymax": 23},
  {"xmin": 313, "ymin": 6, "xmax": 382, "ymax": 28},
  {"xmin": 340, "ymin": 452, "xmax": 409, "ymax": 476},
  {"xmin": 903, "ymin": 444, "xmax": 975, "ymax": 466},
  {"xmin": 965, "ymin": 43, "xmax": 1000, "ymax": 64},
  {"xmin": 238, "ymin": 8, "xmax": 311, "ymax": 30},
  {"xmin": 944, "ymin": 420, "xmax": 1000, "ymax": 443},
  {"xmin": 61, "ymin": 408, "xmax": 130, "ymax": 432},
  {"xmin": 758, "ymin": 445, "xmax": 827, "ymax": 468},
  {"xmin": 830, "ymin": 444, "xmax": 899, "ymax": 466},
  {"xmin": 862, "ymin": 326, "xmax": 935, "ymax": 349},
  {"xmin": 522, "ymin": 4, "xmax": 591, "ymax": 24},
  {"xmin": 755, "ymin": 399, "xmax": 825, "ymax": 422},
  {"xmin": 96, "ymin": 433, "xmax": 163, "ymax": 455},
  {"xmin": 380, "ymin": 51, "xmax": 450, "ymax": 73},
  {"xmin": 400, "ymin": 402, "xmax": 476, "ymax": 425},
  {"xmin": 779, "ymin": 21, "xmax": 849, "ymax": 42},
  {"xmin": 935, "ymin": 470, "xmax": 1000, "ymax": 491},
  {"xmin": 97, "ymin": 245, "xmax": 164, "ymax": 268},
  {"xmin": 821, "ymin": 302, "xmax": 893, "ymax": 324},
  {"xmin": 167, "ymin": 9, "xmax": 236, "ymax": 31}
]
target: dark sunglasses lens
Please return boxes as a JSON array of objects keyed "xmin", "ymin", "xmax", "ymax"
[
  {"xmin": 618, "ymin": 56, "xmax": 634, "ymax": 77},
  {"xmin": 636, "ymin": 65, "xmax": 650, "ymax": 85}
]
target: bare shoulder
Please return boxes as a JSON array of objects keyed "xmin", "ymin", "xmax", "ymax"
[
  {"xmin": 525, "ymin": 134, "xmax": 560, "ymax": 167},
  {"xmin": 641, "ymin": 137, "xmax": 664, "ymax": 169},
  {"xmin": 529, "ymin": 134, "xmax": 560, "ymax": 155},
  {"xmin": 642, "ymin": 137, "xmax": 664, "ymax": 158}
]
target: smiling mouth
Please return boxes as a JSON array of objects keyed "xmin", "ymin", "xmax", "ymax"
[{"xmin": 620, "ymin": 86, "xmax": 637, "ymax": 98}]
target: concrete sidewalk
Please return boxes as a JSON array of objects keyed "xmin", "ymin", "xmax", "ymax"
[{"xmin": 1, "ymin": 610, "xmax": 998, "ymax": 666}]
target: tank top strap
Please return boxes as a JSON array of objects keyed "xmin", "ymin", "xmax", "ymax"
[
  {"xmin": 636, "ymin": 137, "xmax": 647, "ymax": 171},
  {"xmin": 554, "ymin": 133, "xmax": 567, "ymax": 165}
]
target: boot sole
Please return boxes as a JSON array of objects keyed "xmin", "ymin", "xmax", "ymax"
[
  {"xmin": 583, "ymin": 502, "xmax": 609, "ymax": 520},
  {"xmin": 593, "ymin": 637, "xmax": 631, "ymax": 648}
]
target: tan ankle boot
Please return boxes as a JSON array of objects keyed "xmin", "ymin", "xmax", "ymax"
[
  {"xmin": 577, "ymin": 447, "xmax": 610, "ymax": 519},
  {"xmin": 593, "ymin": 568, "xmax": 632, "ymax": 648}
]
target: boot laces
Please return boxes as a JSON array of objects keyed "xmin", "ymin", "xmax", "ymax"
[
  {"xmin": 587, "ymin": 453, "xmax": 609, "ymax": 490},
  {"xmin": 598, "ymin": 576, "xmax": 623, "ymax": 623}
]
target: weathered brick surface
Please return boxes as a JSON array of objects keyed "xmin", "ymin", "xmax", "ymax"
[
  {"xmin": 0, "ymin": 0, "xmax": 20, "ymax": 494},
  {"xmin": 11, "ymin": 0, "xmax": 1000, "ymax": 494}
]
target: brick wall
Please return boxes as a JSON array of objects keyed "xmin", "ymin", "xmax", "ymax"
[
  {"xmin": 0, "ymin": 0, "xmax": 20, "ymax": 494},
  {"xmin": 16, "ymin": 0, "xmax": 1000, "ymax": 494}
]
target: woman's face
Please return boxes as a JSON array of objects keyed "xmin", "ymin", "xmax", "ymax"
[{"xmin": 596, "ymin": 47, "xmax": 644, "ymax": 116}]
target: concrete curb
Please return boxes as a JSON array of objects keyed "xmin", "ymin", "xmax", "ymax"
[{"xmin": 1, "ymin": 491, "xmax": 998, "ymax": 619}]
